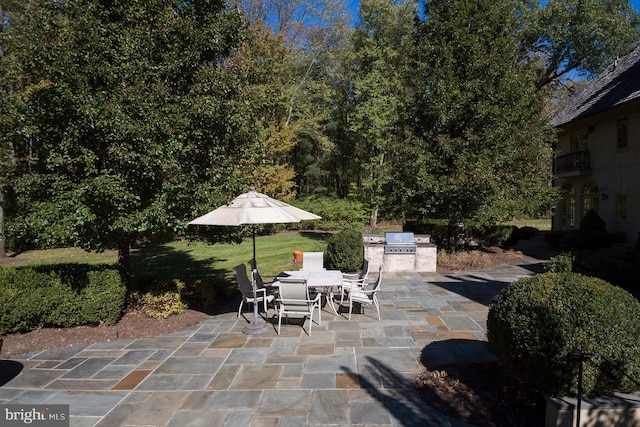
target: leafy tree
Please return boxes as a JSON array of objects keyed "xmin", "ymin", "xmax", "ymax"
[
  {"xmin": 291, "ymin": 23, "xmax": 353, "ymax": 197},
  {"xmin": 397, "ymin": 0, "xmax": 556, "ymax": 248},
  {"xmin": 231, "ymin": 0, "xmax": 350, "ymax": 49},
  {"xmin": 518, "ymin": 0, "xmax": 640, "ymax": 89},
  {"xmin": 231, "ymin": 0, "xmax": 318, "ymax": 47},
  {"xmin": 0, "ymin": 0, "xmax": 29, "ymax": 257},
  {"xmin": 232, "ymin": 0, "xmax": 355, "ymax": 198},
  {"xmin": 0, "ymin": 0, "xmax": 248, "ymax": 283},
  {"xmin": 226, "ymin": 23, "xmax": 297, "ymax": 200},
  {"xmin": 347, "ymin": 0, "xmax": 417, "ymax": 227}
]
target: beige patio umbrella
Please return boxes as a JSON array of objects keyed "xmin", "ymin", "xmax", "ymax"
[
  {"xmin": 189, "ymin": 187, "xmax": 321, "ymax": 225},
  {"xmin": 189, "ymin": 187, "xmax": 321, "ymax": 334}
]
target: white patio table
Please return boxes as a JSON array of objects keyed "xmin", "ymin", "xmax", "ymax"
[{"xmin": 271, "ymin": 270, "xmax": 343, "ymax": 316}]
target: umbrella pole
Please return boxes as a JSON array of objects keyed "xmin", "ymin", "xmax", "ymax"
[
  {"xmin": 252, "ymin": 227, "xmax": 256, "ymax": 268},
  {"xmin": 242, "ymin": 269, "xmax": 270, "ymax": 335},
  {"xmin": 251, "ymin": 274, "xmax": 260, "ymax": 326},
  {"xmin": 242, "ymin": 229, "xmax": 269, "ymax": 335}
]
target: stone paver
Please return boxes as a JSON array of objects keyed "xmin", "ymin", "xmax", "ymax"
[{"xmin": 0, "ymin": 256, "xmax": 547, "ymax": 426}]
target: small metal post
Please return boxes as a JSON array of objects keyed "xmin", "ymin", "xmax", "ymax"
[
  {"xmin": 569, "ymin": 351, "xmax": 595, "ymax": 427},
  {"xmin": 575, "ymin": 355, "xmax": 584, "ymax": 427}
]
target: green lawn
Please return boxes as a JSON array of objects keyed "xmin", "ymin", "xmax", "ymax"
[
  {"xmin": 502, "ymin": 218, "xmax": 551, "ymax": 231},
  {"xmin": 130, "ymin": 231, "xmax": 331, "ymax": 283},
  {"xmin": 5, "ymin": 218, "xmax": 549, "ymax": 284},
  {"xmin": 9, "ymin": 231, "xmax": 332, "ymax": 284}
]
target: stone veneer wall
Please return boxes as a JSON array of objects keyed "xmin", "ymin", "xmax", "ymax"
[
  {"xmin": 363, "ymin": 234, "xmax": 437, "ymax": 272},
  {"xmin": 546, "ymin": 395, "xmax": 640, "ymax": 427}
]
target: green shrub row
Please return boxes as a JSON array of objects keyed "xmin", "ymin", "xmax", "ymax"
[
  {"xmin": 288, "ymin": 196, "xmax": 369, "ymax": 230},
  {"xmin": 0, "ymin": 263, "xmax": 126, "ymax": 334},
  {"xmin": 404, "ymin": 220, "xmax": 521, "ymax": 250},
  {"xmin": 546, "ymin": 229, "xmax": 627, "ymax": 251},
  {"xmin": 548, "ymin": 248, "xmax": 640, "ymax": 296},
  {"xmin": 488, "ymin": 272, "xmax": 640, "ymax": 397}
]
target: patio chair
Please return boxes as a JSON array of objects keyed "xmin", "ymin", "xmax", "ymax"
[
  {"xmin": 276, "ymin": 277, "xmax": 321, "ymax": 336},
  {"xmin": 302, "ymin": 251, "xmax": 324, "ymax": 271},
  {"xmin": 345, "ymin": 265, "xmax": 383, "ymax": 321},
  {"xmin": 234, "ymin": 264, "xmax": 274, "ymax": 317},
  {"xmin": 340, "ymin": 257, "xmax": 370, "ymax": 305}
]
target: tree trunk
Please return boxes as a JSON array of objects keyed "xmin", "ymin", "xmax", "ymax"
[
  {"xmin": 370, "ymin": 204, "xmax": 378, "ymax": 229},
  {"xmin": 118, "ymin": 242, "xmax": 131, "ymax": 288}
]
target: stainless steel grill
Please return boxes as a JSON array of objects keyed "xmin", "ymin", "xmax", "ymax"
[{"xmin": 384, "ymin": 232, "xmax": 416, "ymax": 254}]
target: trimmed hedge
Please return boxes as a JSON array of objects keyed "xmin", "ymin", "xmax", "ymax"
[
  {"xmin": 475, "ymin": 224, "xmax": 518, "ymax": 247},
  {"xmin": 0, "ymin": 263, "xmax": 125, "ymax": 334},
  {"xmin": 544, "ymin": 253, "xmax": 574, "ymax": 274},
  {"xmin": 404, "ymin": 219, "xmax": 442, "ymax": 235},
  {"xmin": 546, "ymin": 229, "xmax": 627, "ymax": 251},
  {"xmin": 325, "ymin": 229, "xmax": 364, "ymax": 272},
  {"xmin": 404, "ymin": 220, "xmax": 518, "ymax": 250},
  {"xmin": 573, "ymin": 247, "xmax": 640, "ymax": 293},
  {"xmin": 488, "ymin": 272, "xmax": 640, "ymax": 397}
]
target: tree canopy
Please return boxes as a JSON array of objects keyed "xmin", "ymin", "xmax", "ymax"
[
  {"xmin": 395, "ymin": 0, "xmax": 557, "ymax": 235},
  {"xmin": 518, "ymin": 0, "xmax": 640, "ymax": 89},
  {"xmin": 347, "ymin": 0, "xmax": 417, "ymax": 227},
  {"xmin": 1, "ymin": 0, "xmax": 639, "ymax": 262},
  {"xmin": 0, "ymin": 0, "xmax": 249, "ymax": 279}
]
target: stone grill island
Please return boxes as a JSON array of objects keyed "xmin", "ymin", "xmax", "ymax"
[{"xmin": 363, "ymin": 232, "xmax": 437, "ymax": 272}]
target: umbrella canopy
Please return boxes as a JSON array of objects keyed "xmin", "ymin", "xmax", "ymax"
[
  {"xmin": 189, "ymin": 187, "xmax": 321, "ymax": 263},
  {"xmin": 189, "ymin": 188, "xmax": 321, "ymax": 227},
  {"xmin": 189, "ymin": 187, "xmax": 321, "ymax": 335}
]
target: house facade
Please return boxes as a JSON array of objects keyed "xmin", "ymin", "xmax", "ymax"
[{"xmin": 551, "ymin": 47, "xmax": 640, "ymax": 244}]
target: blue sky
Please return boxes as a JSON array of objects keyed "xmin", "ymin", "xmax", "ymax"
[{"xmin": 347, "ymin": 0, "xmax": 640, "ymax": 22}]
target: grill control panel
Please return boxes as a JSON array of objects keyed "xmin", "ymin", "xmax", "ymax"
[{"xmin": 384, "ymin": 245, "xmax": 417, "ymax": 254}]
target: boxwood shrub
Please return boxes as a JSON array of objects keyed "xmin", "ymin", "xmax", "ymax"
[
  {"xmin": 325, "ymin": 229, "xmax": 363, "ymax": 272},
  {"xmin": 128, "ymin": 278, "xmax": 188, "ymax": 319},
  {"xmin": 487, "ymin": 272, "xmax": 640, "ymax": 397},
  {"xmin": 580, "ymin": 209, "xmax": 607, "ymax": 231},
  {"xmin": 0, "ymin": 263, "xmax": 125, "ymax": 334},
  {"xmin": 474, "ymin": 224, "xmax": 518, "ymax": 247}
]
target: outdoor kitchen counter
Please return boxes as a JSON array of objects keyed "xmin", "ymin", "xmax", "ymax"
[{"xmin": 363, "ymin": 233, "xmax": 437, "ymax": 272}]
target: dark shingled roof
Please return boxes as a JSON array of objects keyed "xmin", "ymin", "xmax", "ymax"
[{"xmin": 551, "ymin": 46, "xmax": 640, "ymax": 127}]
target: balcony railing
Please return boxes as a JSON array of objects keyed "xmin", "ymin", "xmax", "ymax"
[{"xmin": 554, "ymin": 150, "xmax": 590, "ymax": 174}]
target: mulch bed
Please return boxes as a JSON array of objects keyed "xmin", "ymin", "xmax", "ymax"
[
  {"xmin": 0, "ymin": 309, "xmax": 211, "ymax": 357},
  {"xmin": 415, "ymin": 361, "xmax": 546, "ymax": 427}
]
